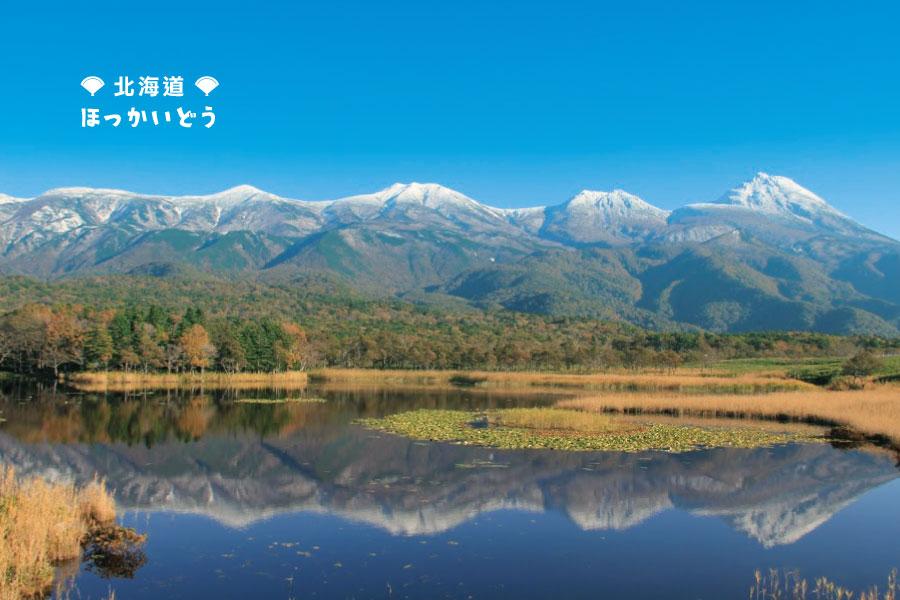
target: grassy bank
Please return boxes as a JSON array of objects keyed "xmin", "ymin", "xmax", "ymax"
[
  {"xmin": 0, "ymin": 468, "xmax": 143, "ymax": 599},
  {"xmin": 558, "ymin": 386, "xmax": 900, "ymax": 444},
  {"xmin": 65, "ymin": 370, "xmax": 308, "ymax": 392},
  {"xmin": 358, "ymin": 408, "xmax": 822, "ymax": 453}
]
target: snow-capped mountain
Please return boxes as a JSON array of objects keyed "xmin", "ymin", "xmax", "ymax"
[
  {"xmin": 715, "ymin": 172, "xmax": 845, "ymax": 217},
  {"xmin": 667, "ymin": 173, "xmax": 884, "ymax": 244},
  {"xmin": 321, "ymin": 182, "xmax": 512, "ymax": 230},
  {"xmin": 0, "ymin": 175, "xmax": 884, "ymax": 249},
  {"xmin": 1, "ymin": 174, "xmax": 898, "ymax": 334},
  {"xmin": 0, "ymin": 185, "xmax": 326, "ymax": 241},
  {"xmin": 540, "ymin": 189, "xmax": 670, "ymax": 244}
]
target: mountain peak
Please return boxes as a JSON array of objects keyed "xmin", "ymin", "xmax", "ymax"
[
  {"xmin": 36, "ymin": 185, "xmax": 276, "ymax": 203},
  {"xmin": 41, "ymin": 186, "xmax": 137, "ymax": 197},
  {"xmin": 381, "ymin": 182, "xmax": 474, "ymax": 202},
  {"xmin": 368, "ymin": 182, "xmax": 493, "ymax": 213},
  {"xmin": 567, "ymin": 189, "xmax": 667, "ymax": 214},
  {"xmin": 132, "ymin": 185, "xmax": 290, "ymax": 214},
  {"xmin": 218, "ymin": 184, "xmax": 267, "ymax": 196},
  {"xmin": 716, "ymin": 173, "xmax": 845, "ymax": 220},
  {"xmin": 201, "ymin": 184, "xmax": 277, "ymax": 204},
  {"xmin": 537, "ymin": 188, "xmax": 669, "ymax": 245}
]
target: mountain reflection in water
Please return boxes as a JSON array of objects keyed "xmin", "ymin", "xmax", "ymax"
[{"xmin": 0, "ymin": 383, "xmax": 897, "ymax": 550}]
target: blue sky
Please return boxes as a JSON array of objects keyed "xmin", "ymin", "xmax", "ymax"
[{"xmin": 1, "ymin": 0, "xmax": 900, "ymax": 238}]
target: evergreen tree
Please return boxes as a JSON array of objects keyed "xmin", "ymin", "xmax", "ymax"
[
  {"xmin": 108, "ymin": 311, "xmax": 132, "ymax": 362},
  {"xmin": 212, "ymin": 323, "xmax": 247, "ymax": 373},
  {"xmin": 84, "ymin": 323, "xmax": 114, "ymax": 369}
]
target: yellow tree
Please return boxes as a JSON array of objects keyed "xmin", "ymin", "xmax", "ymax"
[
  {"xmin": 179, "ymin": 324, "xmax": 215, "ymax": 373},
  {"xmin": 39, "ymin": 306, "xmax": 86, "ymax": 377},
  {"xmin": 276, "ymin": 322, "xmax": 315, "ymax": 371}
]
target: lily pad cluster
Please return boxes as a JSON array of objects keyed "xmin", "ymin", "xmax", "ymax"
[{"xmin": 358, "ymin": 409, "xmax": 823, "ymax": 453}]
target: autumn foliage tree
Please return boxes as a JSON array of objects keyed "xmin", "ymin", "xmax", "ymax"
[
  {"xmin": 0, "ymin": 305, "xmax": 86, "ymax": 376},
  {"xmin": 276, "ymin": 322, "xmax": 315, "ymax": 371},
  {"xmin": 179, "ymin": 324, "xmax": 215, "ymax": 373}
]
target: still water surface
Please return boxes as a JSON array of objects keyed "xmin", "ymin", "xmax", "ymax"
[{"xmin": 1, "ymin": 382, "xmax": 898, "ymax": 599}]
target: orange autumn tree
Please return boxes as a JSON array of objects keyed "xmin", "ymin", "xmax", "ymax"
[
  {"xmin": 276, "ymin": 322, "xmax": 316, "ymax": 371},
  {"xmin": 178, "ymin": 324, "xmax": 215, "ymax": 373},
  {"xmin": 30, "ymin": 304, "xmax": 85, "ymax": 376}
]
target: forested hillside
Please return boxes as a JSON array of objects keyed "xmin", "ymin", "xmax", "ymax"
[{"xmin": 1, "ymin": 275, "xmax": 895, "ymax": 376}]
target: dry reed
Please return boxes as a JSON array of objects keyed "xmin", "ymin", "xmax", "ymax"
[
  {"xmin": 750, "ymin": 568, "xmax": 897, "ymax": 600},
  {"xmin": 78, "ymin": 478, "xmax": 117, "ymax": 527},
  {"xmin": 558, "ymin": 385, "xmax": 900, "ymax": 444},
  {"xmin": 65, "ymin": 370, "xmax": 309, "ymax": 392},
  {"xmin": 0, "ymin": 468, "xmax": 117, "ymax": 600},
  {"xmin": 310, "ymin": 368, "xmax": 809, "ymax": 394}
]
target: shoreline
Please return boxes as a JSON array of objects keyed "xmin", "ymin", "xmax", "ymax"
[{"xmin": 40, "ymin": 367, "xmax": 900, "ymax": 447}]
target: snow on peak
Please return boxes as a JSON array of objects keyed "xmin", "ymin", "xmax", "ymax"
[
  {"xmin": 716, "ymin": 173, "xmax": 845, "ymax": 220},
  {"xmin": 566, "ymin": 189, "xmax": 669, "ymax": 218},
  {"xmin": 0, "ymin": 193, "xmax": 29, "ymax": 204},
  {"xmin": 34, "ymin": 185, "xmax": 283, "ymax": 206},
  {"xmin": 217, "ymin": 184, "xmax": 267, "ymax": 197},
  {"xmin": 192, "ymin": 184, "xmax": 280, "ymax": 206},
  {"xmin": 379, "ymin": 182, "xmax": 482, "ymax": 208},
  {"xmin": 41, "ymin": 186, "xmax": 138, "ymax": 198},
  {"xmin": 337, "ymin": 184, "xmax": 540, "ymax": 218}
]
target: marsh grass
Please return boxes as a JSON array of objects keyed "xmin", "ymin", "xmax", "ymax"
[
  {"xmin": 750, "ymin": 568, "xmax": 897, "ymax": 600},
  {"xmin": 358, "ymin": 409, "xmax": 821, "ymax": 453},
  {"xmin": 558, "ymin": 385, "xmax": 900, "ymax": 445},
  {"xmin": 706, "ymin": 357, "xmax": 843, "ymax": 376},
  {"xmin": 64, "ymin": 367, "xmax": 816, "ymax": 395},
  {"xmin": 65, "ymin": 370, "xmax": 309, "ymax": 392},
  {"xmin": 314, "ymin": 368, "xmax": 810, "ymax": 394},
  {"xmin": 0, "ymin": 468, "xmax": 132, "ymax": 600},
  {"xmin": 77, "ymin": 478, "xmax": 117, "ymax": 527},
  {"xmin": 706, "ymin": 355, "xmax": 900, "ymax": 377}
]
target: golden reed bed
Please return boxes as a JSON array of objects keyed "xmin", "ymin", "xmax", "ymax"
[
  {"xmin": 0, "ymin": 468, "xmax": 116, "ymax": 600},
  {"xmin": 558, "ymin": 386, "xmax": 900, "ymax": 444},
  {"xmin": 64, "ymin": 368, "xmax": 803, "ymax": 394},
  {"xmin": 309, "ymin": 368, "xmax": 810, "ymax": 393},
  {"xmin": 65, "ymin": 370, "xmax": 309, "ymax": 392}
]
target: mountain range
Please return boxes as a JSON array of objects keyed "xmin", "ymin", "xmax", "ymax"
[{"xmin": 1, "ymin": 173, "xmax": 898, "ymax": 334}]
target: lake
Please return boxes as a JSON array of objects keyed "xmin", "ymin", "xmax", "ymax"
[{"xmin": 1, "ymin": 381, "xmax": 898, "ymax": 599}]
